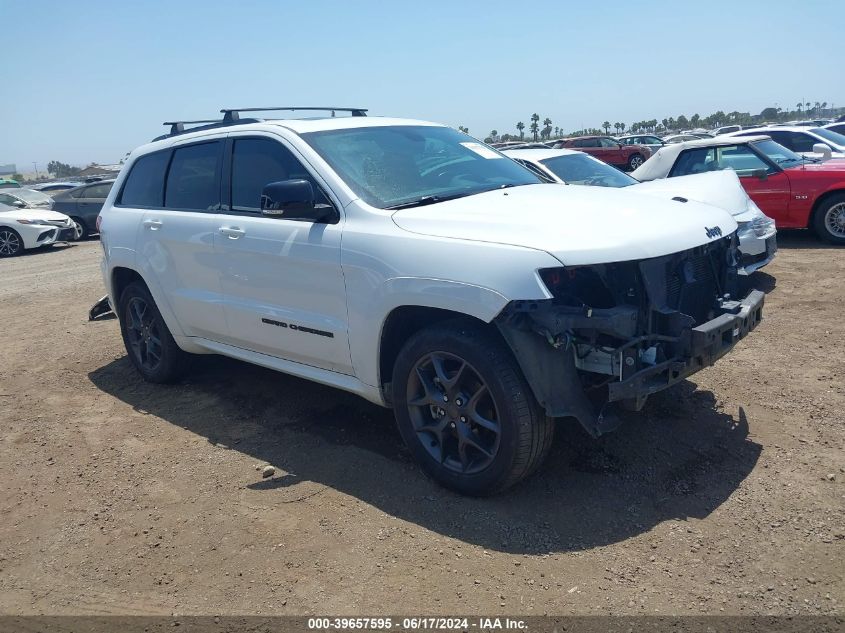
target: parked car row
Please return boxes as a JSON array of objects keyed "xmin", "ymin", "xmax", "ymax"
[
  {"xmin": 0, "ymin": 180, "xmax": 114, "ymax": 254},
  {"xmin": 632, "ymin": 135, "xmax": 845, "ymax": 244}
]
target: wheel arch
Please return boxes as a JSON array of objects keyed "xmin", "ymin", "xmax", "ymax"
[
  {"xmin": 111, "ymin": 266, "xmax": 146, "ymax": 303},
  {"xmin": 378, "ymin": 306, "xmax": 493, "ymax": 404}
]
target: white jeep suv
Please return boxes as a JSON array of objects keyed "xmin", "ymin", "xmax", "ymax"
[{"xmin": 98, "ymin": 107, "xmax": 764, "ymax": 495}]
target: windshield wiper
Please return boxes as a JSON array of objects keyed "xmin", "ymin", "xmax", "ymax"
[{"xmin": 385, "ymin": 192, "xmax": 475, "ymax": 210}]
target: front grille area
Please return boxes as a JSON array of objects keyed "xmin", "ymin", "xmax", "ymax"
[
  {"xmin": 37, "ymin": 229, "xmax": 57, "ymax": 242},
  {"xmin": 639, "ymin": 235, "xmax": 736, "ymax": 327}
]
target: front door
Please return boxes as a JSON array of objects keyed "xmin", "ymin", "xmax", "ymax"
[{"xmin": 213, "ymin": 135, "xmax": 352, "ymax": 375}]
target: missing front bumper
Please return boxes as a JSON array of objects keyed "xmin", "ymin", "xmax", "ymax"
[{"xmin": 607, "ymin": 290, "xmax": 764, "ymax": 402}]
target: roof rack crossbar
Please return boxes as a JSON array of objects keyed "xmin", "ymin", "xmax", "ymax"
[
  {"xmin": 162, "ymin": 119, "xmax": 222, "ymax": 135},
  {"xmin": 220, "ymin": 106, "xmax": 368, "ymax": 122}
]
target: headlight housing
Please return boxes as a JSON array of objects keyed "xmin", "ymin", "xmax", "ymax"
[
  {"xmin": 16, "ymin": 219, "xmax": 50, "ymax": 225},
  {"xmin": 736, "ymin": 203, "xmax": 775, "ymax": 240}
]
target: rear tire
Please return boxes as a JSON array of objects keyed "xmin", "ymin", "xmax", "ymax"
[
  {"xmin": 392, "ymin": 321, "xmax": 554, "ymax": 496},
  {"xmin": 70, "ymin": 217, "xmax": 87, "ymax": 241},
  {"xmin": 813, "ymin": 193, "xmax": 845, "ymax": 245},
  {"xmin": 118, "ymin": 281, "xmax": 191, "ymax": 383},
  {"xmin": 627, "ymin": 153, "xmax": 645, "ymax": 171},
  {"xmin": 0, "ymin": 227, "xmax": 23, "ymax": 257}
]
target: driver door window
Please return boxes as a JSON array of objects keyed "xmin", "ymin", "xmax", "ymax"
[{"xmin": 230, "ymin": 137, "xmax": 332, "ymax": 219}]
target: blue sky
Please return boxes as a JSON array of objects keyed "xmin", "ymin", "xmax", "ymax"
[{"xmin": 3, "ymin": 0, "xmax": 843, "ymax": 169}]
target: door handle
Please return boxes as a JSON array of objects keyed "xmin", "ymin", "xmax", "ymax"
[
  {"xmin": 219, "ymin": 226, "xmax": 245, "ymax": 239},
  {"xmin": 142, "ymin": 219, "xmax": 163, "ymax": 230}
]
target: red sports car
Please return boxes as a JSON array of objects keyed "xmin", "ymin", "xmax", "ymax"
[
  {"xmin": 632, "ymin": 135, "xmax": 845, "ymax": 244},
  {"xmin": 553, "ymin": 136, "xmax": 651, "ymax": 171}
]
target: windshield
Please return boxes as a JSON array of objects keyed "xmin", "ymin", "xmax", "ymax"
[
  {"xmin": 752, "ymin": 139, "xmax": 810, "ymax": 166},
  {"xmin": 810, "ymin": 127, "xmax": 845, "ymax": 147},
  {"xmin": 302, "ymin": 125, "xmax": 541, "ymax": 209},
  {"xmin": 539, "ymin": 153, "xmax": 638, "ymax": 188},
  {"xmin": 12, "ymin": 189, "xmax": 53, "ymax": 203}
]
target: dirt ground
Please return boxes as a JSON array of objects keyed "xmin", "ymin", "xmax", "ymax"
[{"xmin": 0, "ymin": 234, "xmax": 842, "ymax": 617}]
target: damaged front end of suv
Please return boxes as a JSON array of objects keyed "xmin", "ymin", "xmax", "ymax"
[{"xmin": 495, "ymin": 232, "xmax": 764, "ymax": 436}]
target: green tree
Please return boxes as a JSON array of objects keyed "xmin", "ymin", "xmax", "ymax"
[
  {"xmin": 602, "ymin": 121, "xmax": 610, "ymax": 134},
  {"xmin": 516, "ymin": 121, "xmax": 525, "ymax": 139},
  {"xmin": 759, "ymin": 107, "xmax": 779, "ymax": 121},
  {"xmin": 690, "ymin": 114, "xmax": 700, "ymax": 128},
  {"xmin": 47, "ymin": 160, "xmax": 81, "ymax": 178},
  {"xmin": 619, "ymin": 122, "xmax": 626, "ymax": 134},
  {"xmin": 530, "ymin": 113, "xmax": 540, "ymax": 141},
  {"xmin": 677, "ymin": 115, "xmax": 689, "ymax": 129},
  {"xmin": 490, "ymin": 129, "xmax": 498, "ymax": 142},
  {"xmin": 796, "ymin": 102, "xmax": 803, "ymax": 114},
  {"xmin": 541, "ymin": 117, "xmax": 552, "ymax": 140}
]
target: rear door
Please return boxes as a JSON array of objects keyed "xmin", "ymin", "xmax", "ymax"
[
  {"xmin": 213, "ymin": 134, "xmax": 352, "ymax": 374},
  {"xmin": 130, "ymin": 140, "xmax": 229, "ymax": 340},
  {"xmin": 598, "ymin": 137, "xmax": 624, "ymax": 165},
  {"xmin": 75, "ymin": 182, "xmax": 113, "ymax": 232}
]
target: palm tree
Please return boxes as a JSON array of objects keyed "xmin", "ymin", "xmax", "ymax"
[
  {"xmin": 814, "ymin": 102, "xmax": 821, "ymax": 117},
  {"xmin": 602, "ymin": 121, "xmax": 610, "ymax": 134},
  {"xmin": 542, "ymin": 117, "xmax": 552, "ymax": 140},
  {"xmin": 490, "ymin": 130, "xmax": 498, "ymax": 142},
  {"xmin": 516, "ymin": 121, "xmax": 525, "ymax": 139},
  {"xmin": 796, "ymin": 102, "xmax": 803, "ymax": 114},
  {"xmin": 619, "ymin": 122, "xmax": 626, "ymax": 134},
  {"xmin": 530, "ymin": 113, "xmax": 540, "ymax": 141},
  {"xmin": 821, "ymin": 101, "xmax": 828, "ymax": 115}
]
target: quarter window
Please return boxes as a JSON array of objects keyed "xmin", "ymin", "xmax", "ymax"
[
  {"xmin": 119, "ymin": 151, "xmax": 170, "ymax": 207},
  {"xmin": 165, "ymin": 142, "xmax": 221, "ymax": 211},
  {"xmin": 230, "ymin": 137, "xmax": 330, "ymax": 213}
]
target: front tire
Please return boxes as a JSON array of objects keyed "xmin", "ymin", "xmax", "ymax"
[
  {"xmin": 813, "ymin": 194, "xmax": 845, "ymax": 245},
  {"xmin": 118, "ymin": 281, "xmax": 190, "ymax": 383},
  {"xmin": 392, "ymin": 321, "xmax": 554, "ymax": 496},
  {"xmin": 70, "ymin": 217, "xmax": 87, "ymax": 241},
  {"xmin": 627, "ymin": 153, "xmax": 645, "ymax": 171},
  {"xmin": 0, "ymin": 227, "xmax": 23, "ymax": 257}
]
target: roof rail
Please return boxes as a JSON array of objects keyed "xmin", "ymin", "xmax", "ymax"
[
  {"xmin": 153, "ymin": 117, "xmax": 263, "ymax": 142},
  {"xmin": 162, "ymin": 119, "xmax": 222, "ymax": 136},
  {"xmin": 220, "ymin": 106, "xmax": 368, "ymax": 122}
]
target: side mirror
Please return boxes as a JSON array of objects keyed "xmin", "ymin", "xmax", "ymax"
[
  {"xmin": 261, "ymin": 179, "xmax": 315, "ymax": 217},
  {"xmin": 812, "ymin": 143, "xmax": 832, "ymax": 160},
  {"xmin": 751, "ymin": 168, "xmax": 768, "ymax": 180},
  {"xmin": 260, "ymin": 179, "xmax": 337, "ymax": 223}
]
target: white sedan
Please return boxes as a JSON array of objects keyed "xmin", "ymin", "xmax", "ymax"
[
  {"xmin": 0, "ymin": 202, "xmax": 76, "ymax": 257},
  {"xmin": 505, "ymin": 148, "xmax": 777, "ymax": 275},
  {"xmin": 724, "ymin": 126, "xmax": 845, "ymax": 160}
]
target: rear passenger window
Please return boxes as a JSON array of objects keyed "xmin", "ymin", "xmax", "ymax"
[
  {"xmin": 165, "ymin": 142, "xmax": 221, "ymax": 211},
  {"xmin": 120, "ymin": 151, "xmax": 170, "ymax": 207},
  {"xmin": 230, "ymin": 137, "xmax": 329, "ymax": 213}
]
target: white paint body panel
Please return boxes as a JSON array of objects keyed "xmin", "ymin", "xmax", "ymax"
[{"xmin": 99, "ymin": 117, "xmax": 740, "ymax": 407}]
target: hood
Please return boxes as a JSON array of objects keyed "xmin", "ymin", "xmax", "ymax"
[
  {"xmin": 0, "ymin": 207, "xmax": 71, "ymax": 223},
  {"xmin": 630, "ymin": 170, "xmax": 750, "ymax": 216},
  {"xmin": 391, "ymin": 184, "xmax": 738, "ymax": 266}
]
